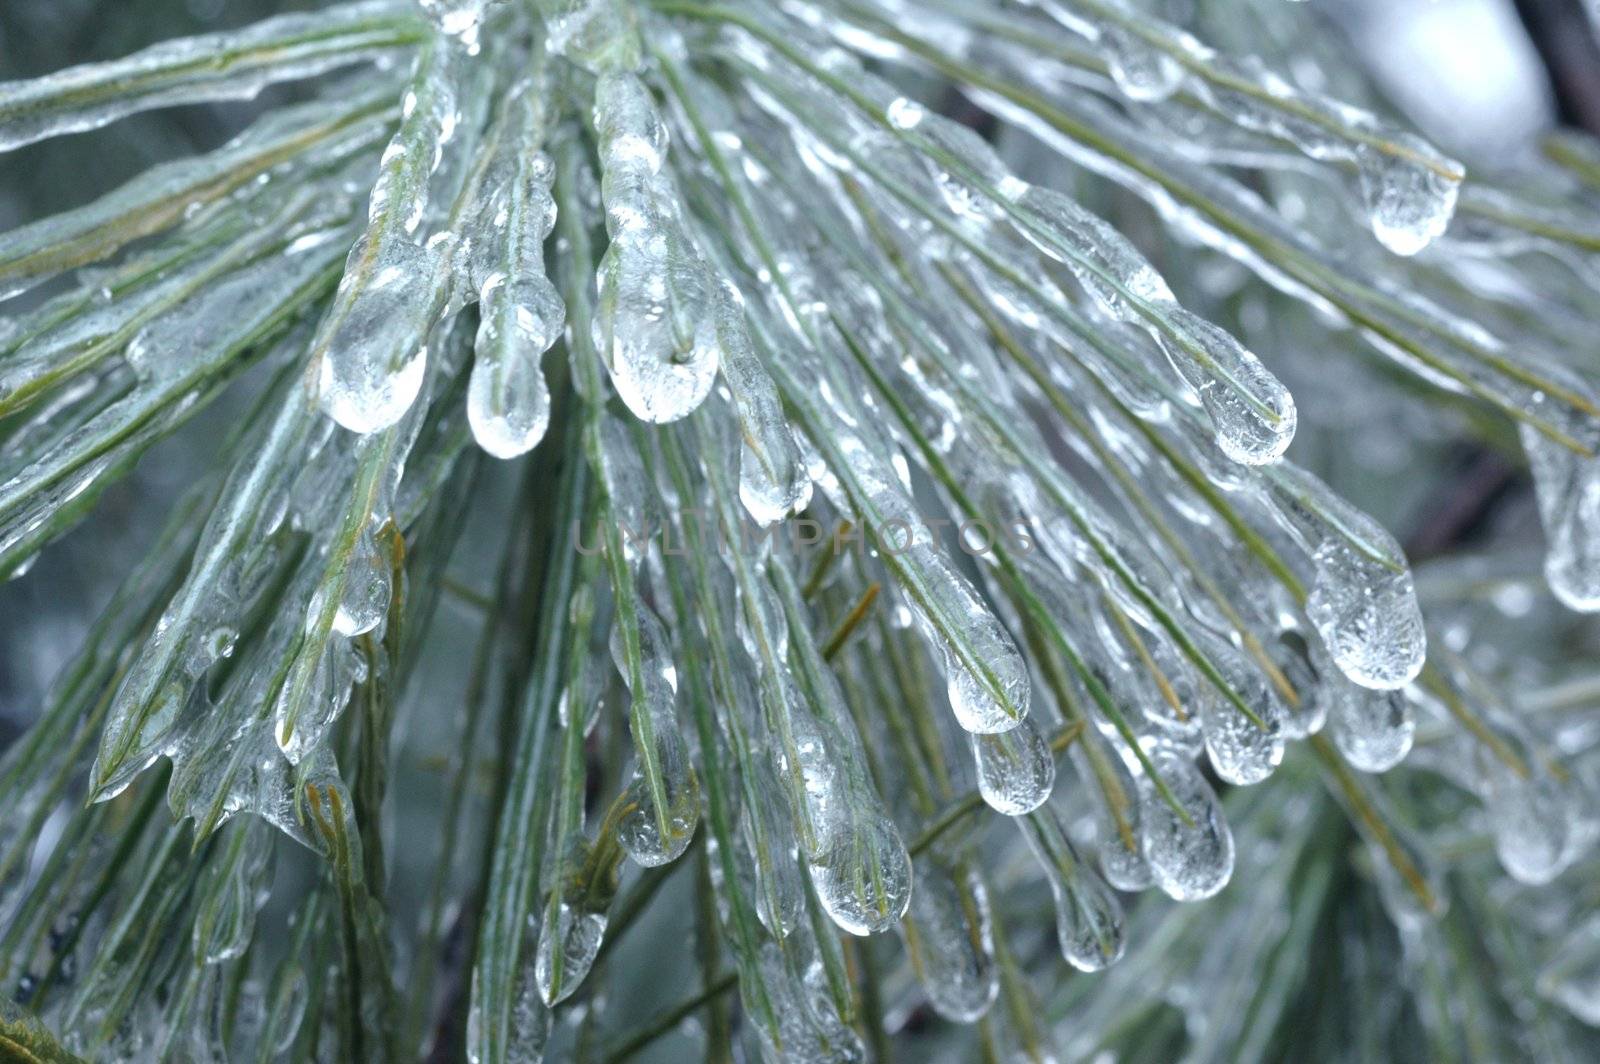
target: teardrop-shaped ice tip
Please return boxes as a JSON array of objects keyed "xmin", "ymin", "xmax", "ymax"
[
  {"xmin": 467, "ymin": 277, "xmax": 562, "ymax": 459},
  {"xmin": 1139, "ymin": 751, "xmax": 1234, "ymax": 901},
  {"xmin": 902, "ymin": 863, "xmax": 998, "ymax": 1022},
  {"xmin": 316, "ymin": 238, "xmax": 442, "ymax": 434},
  {"xmin": 1518, "ymin": 408, "xmax": 1600, "ymax": 612},
  {"xmin": 1306, "ymin": 535, "xmax": 1427, "ymax": 690},
  {"xmin": 1199, "ymin": 684, "xmax": 1285, "ymax": 787},
  {"xmin": 1101, "ymin": 27, "xmax": 1183, "ymax": 102},
  {"xmin": 1331, "ymin": 685, "xmax": 1414, "ymax": 773},
  {"xmin": 1161, "ymin": 307, "xmax": 1296, "ymax": 465},
  {"xmin": 811, "ymin": 811, "xmax": 913, "ymax": 936},
  {"xmin": 616, "ymin": 755, "xmax": 700, "ymax": 868},
  {"xmin": 971, "ymin": 719, "xmax": 1055, "ymax": 815},
  {"xmin": 1356, "ymin": 140, "xmax": 1462, "ymax": 256},
  {"xmin": 1022, "ymin": 810, "xmax": 1126, "ymax": 971},
  {"xmin": 535, "ymin": 900, "xmax": 606, "ymax": 1006}
]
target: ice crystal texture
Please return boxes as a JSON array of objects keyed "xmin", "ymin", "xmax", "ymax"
[{"xmin": 0, "ymin": 0, "xmax": 1598, "ymax": 1061}]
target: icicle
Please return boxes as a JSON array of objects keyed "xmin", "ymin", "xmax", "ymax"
[
  {"xmin": 1356, "ymin": 140, "xmax": 1461, "ymax": 256},
  {"xmin": 809, "ymin": 805, "xmax": 913, "ymax": 936},
  {"xmin": 315, "ymin": 35, "xmax": 460, "ymax": 434},
  {"xmin": 1139, "ymin": 748, "xmax": 1234, "ymax": 901},
  {"xmin": 1072, "ymin": 741, "xmax": 1152, "ymax": 892},
  {"xmin": 1100, "ymin": 27, "xmax": 1183, "ymax": 102},
  {"xmin": 1022, "ymin": 808, "xmax": 1127, "ymax": 972},
  {"xmin": 610, "ymin": 607, "xmax": 700, "ymax": 867},
  {"xmin": 1035, "ymin": 0, "xmax": 1463, "ymax": 254},
  {"xmin": 971, "ymin": 717, "xmax": 1055, "ymax": 815},
  {"xmin": 900, "ymin": 860, "xmax": 998, "ymax": 1022},
  {"xmin": 330, "ymin": 522, "xmax": 392, "ymax": 637},
  {"xmin": 713, "ymin": 282, "xmax": 812, "ymax": 524},
  {"xmin": 1483, "ymin": 762, "xmax": 1589, "ymax": 886},
  {"xmin": 592, "ymin": 71, "xmax": 719, "ymax": 423},
  {"xmin": 1518, "ymin": 388, "xmax": 1600, "ymax": 612},
  {"xmin": 418, "ymin": 0, "xmax": 491, "ymax": 49},
  {"xmin": 534, "ymin": 842, "xmax": 609, "ymax": 1005},
  {"xmin": 0, "ymin": 1, "xmax": 418, "ymax": 154},
  {"xmin": 190, "ymin": 818, "xmax": 275, "ymax": 966},
  {"xmin": 1195, "ymin": 637, "xmax": 1286, "ymax": 786},
  {"xmin": 1330, "ymin": 685, "xmax": 1413, "ymax": 773},
  {"xmin": 1540, "ymin": 914, "xmax": 1600, "ymax": 1026},
  {"xmin": 1265, "ymin": 465, "xmax": 1426, "ymax": 689},
  {"xmin": 463, "ymin": 85, "xmax": 564, "ymax": 459},
  {"xmin": 1012, "ymin": 186, "xmax": 1295, "ymax": 464}
]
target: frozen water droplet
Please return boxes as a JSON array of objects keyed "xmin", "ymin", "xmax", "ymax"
[
  {"xmin": 332, "ymin": 527, "xmax": 391, "ymax": 638},
  {"xmin": 885, "ymin": 96, "xmax": 925, "ymax": 130},
  {"xmin": 811, "ymin": 810, "xmax": 912, "ymax": 936},
  {"xmin": 535, "ymin": 900, "xmax": 607, "ymax": 1006},
  {"xmin": 1199, "ymin": 692, "xmax": 1284, "ymax": 787},
  {"xmin": 610, "ymin": 610, "xmax": 700, "ymax": 867},
  {"xmin": 971, "ymin": 718, "xmax": 1055, "ymax": 815},
  {"xmin": 1022, "ymin": 810, "xmax": 1126, "ymax": 972},
  {"xmin": 901, "ymin": 862, "xmax": 997, "ymax": 1022},
  {"xmin": 1540, "ymin": 914, "xmax": 1600, "ymax": 1025},
  {"xmin": 316, "ymin": 238, "xmax": 441, "ymax": 434},
  {"xmin": 1160, "ymin": 307, "xmax": 1296, "ymax": 465},
  {"xmin": 1356, "ymin": 141, "xmax": 1461, "ymax": 256},
  {"xmin": 1139, "ymin": 750, "xmax": 1234, "ymax": 901},
  {"xmin": 1197, "ymin": 645, "xmax": 1286, "ymax": 786},
  {"xmin": 1269, "ymin": 466, "xmax": 1426, "ymax": 688},
  {"xmin": 1102, "ymin": 28, "xmax": 1183, "ymax": 102},
  {"xmin": 418, "ymin": 0, "xmax": 491, "ymax": 48},
  {"xmin": 1518, "ymin": 399, "xmax": 1600, "ymax": 612},
  {"xmin": 469, "ymin": 278, "xmax": 561, "ymax": 459},
  {"xmin": 1485, "ymin": 765, "xmax": 1588, "ymax": 885},
  {"xmin": 1306, "ymin": 534, "xmax": 1426, "ymax": 689},
  {"xmin": 1331, "ymin": 685, "xmax": 1413, "ymax": 773}
]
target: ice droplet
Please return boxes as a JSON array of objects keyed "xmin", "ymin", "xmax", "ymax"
[
  {"xmin": 900, "ymin": 861, "xmax": 997, "ymax": 1022},
  {"xmin": 1022, "ymin": 809, "xmax": 1126, "ymax": 972},
  {"xmin": 1139, "ymin": 750, "xmax": 1234, "ymax": 901},
  {"xmin": 1268, "ymin": 466, "xmax": 1426, "ymax": 688},
  {"xmin": 418, "ymin": 0, "xmax": 491, "ymax": 48},
  {"xmin": 1484, "ymin": 763, "xmax": 1588, "ymax": 885},
  {"xmin": 592, "ymin": 70, "xmax": 720, "ymax": 424},
  {"xmin": 1356, "ymin": 140, "xmax": 1461, "ymax": 256},
  {"xmin": 928, "ymin": 623, "xmax": 1031, "ymax": 735},
  {"xmin": 1159, "ymin": 306, "xmax": 1296, "ymax": 465},
  {"xmin": 1199, "ymin": 690, "xmax": 1284, "ymax": 786},
  {"xmin": 1518, "ymin": 397, "xmax": 1600, "ymax": 612},
  {"xmin": 971, "ymin": 717, "xmax": 1055, "ymax": 815},
  {"xmin": 609, "ymin": 610, "xmax": 700, "ymax": 867},
  {"xmin": 535, "ymin": 899, "xmax": 607, "ymax": 1006},
  {"xmin": 1102, "ymin": 28, "xmax": 1183, "ymax": 102},
  {"xmin": 1330, "ymin": 685, "xmax": 1413, "ymax": 773},
  {"xmin": 331, "ymin": 525, "xmax": 391, "ymax": 638},
  {"xmin": 1305, "ymin": 533, "xmax": 1426, "ymax": 690},
  {"xmin": 1540, "ymin": 914, "xmax": 1600, "ymax": 1026},
  {"xmin": 316, "ymin": 237, "xmax": 441, "ymax": 434},
  {"xmin": 811, "ymin": 808, "xmax": 912, "ymax": 936},
  {"xmin": 1196, "ymin": 645, "xmax": 1286, "ymax": 786},
  {"xmin": 714, "ymin": 285, "xmax": 811, "ymax": 525},
  {"xmin": 468, "ymin": 278, "xmax": 560, "ymax": 459}
]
